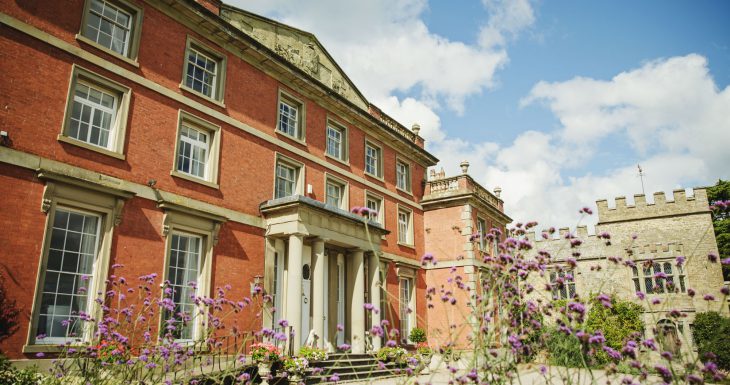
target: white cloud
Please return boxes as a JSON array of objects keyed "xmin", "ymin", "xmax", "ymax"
[
  {"xmin": 476, "ymin": 54, "xmax": 730, "ymax": 229},
  {"xmin": 232, "ymin": 0, "xmax": 535, "ymax": 114},
  {"xmin": 479, "ymin": 0, "xmax": 536, "ymax": 48}
]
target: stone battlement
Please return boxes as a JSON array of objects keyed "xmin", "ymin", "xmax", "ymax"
[
  {"xmin": 627, "ymin": 242, "xmax": 684, "ymax": 258},
  {"xmin": 596, "ymin": 188, "xmax": 710, "ymax": 224}
]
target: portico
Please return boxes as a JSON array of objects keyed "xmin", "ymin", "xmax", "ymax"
[{"xmin": 260, "ymin": 196, "xmax": 388, "ymax": 354}]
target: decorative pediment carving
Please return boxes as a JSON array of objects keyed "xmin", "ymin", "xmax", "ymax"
[{"xmin": 220, "ymin": 7, "xmax": 368, "ymax": 110}]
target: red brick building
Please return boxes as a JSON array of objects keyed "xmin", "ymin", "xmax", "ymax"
[{"xmin": 0, "ymin": 0, "xmax": 446, "ymax": 360}]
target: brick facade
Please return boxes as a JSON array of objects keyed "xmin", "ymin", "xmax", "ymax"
[{"xmin": 0, "ymin": 0, "xmax": 436, "ymax": 359}]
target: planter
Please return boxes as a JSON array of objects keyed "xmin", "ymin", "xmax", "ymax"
[
  {"xmin": 288, "ymin": 374, "xmax": 303, "ymax": 385},
  {"xmin": 258, "ymin": 362, "xmax": 272, "ymax": 385}
]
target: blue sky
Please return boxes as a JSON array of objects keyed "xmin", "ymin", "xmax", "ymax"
[{"xmin": 235, "ymin": 0, "xmax": 730, "ymax": 229}]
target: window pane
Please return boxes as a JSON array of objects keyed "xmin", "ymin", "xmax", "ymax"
[
  {"xmin": 185, "ymin": 47, "xmax": 218, "ymax": 98},
  {"xmin": 84, "ymin": 0, "xmax": 132, "ymax": 55},
  {"xmin": 69, "ymin": 81, "xmax": 117, "ymax": 149},
  {"xmin": 165, "ymin": 234, "xmax": 202, "ymax": 340},
  {"xmin": 36, "ymin": 209, "xmax": 99, "ymax": 343}
]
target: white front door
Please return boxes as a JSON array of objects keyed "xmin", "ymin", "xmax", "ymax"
[{"xmin": 301, "ymin": 246, "xmax": 312, "ymax": 346}]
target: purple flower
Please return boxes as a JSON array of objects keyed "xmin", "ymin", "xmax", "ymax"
[
  {"xmin": 337, "ymin": 344, "xmax": 350, "ymax": 351},
  {"xmin": 721, "ymin": 286, "xmax": 730, "ymax": 296},
  {"xmin": 336, "ymin": 324, "xmax": 344, "ymax": 332},
  {"xmin": 688, "ymin": 288, "xmax": 696, "ymax": 297},
  {"xmin": 363, "ymin": 303, "xmax": 375, "ymax": 311},
  {"xmin": 602, "ymin": 346, "xmax": 622, "ymax": 360},
  {"xmin": 704, "ymin": 294, "xmax": 715, "ymax": 301},
  {"xmin": 675, "ymin": 255, "xmax": 686, "ymax": 266},
  {"xmin": 655, "ymin": 365, "xmax": 672, "ymax": 382},
  {"xmin": 35, "ymin": 352, "xmax": 45, "ymax": 358},
  {"xmin": 635, "ymin": 291, "xmax": 645, "ymax": 300},
  {"xmin": 278, "ymin": 319, "xmax": 289, "ymax": 328},
  {"xmin": 722, "ymin": 258, "xmax": 730, "ymax": 265},
  {"xmin": 708, "ymin": 252, "xmax": 718, "ymax": 262},
  {"xmin": 420, "ymin": 253, "xmax": 436, "ymax": 266},
  {"xmin": 329, "ymin": 373, "xmax": 340, "ymax": 382}
]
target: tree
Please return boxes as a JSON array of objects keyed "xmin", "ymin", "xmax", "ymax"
[
  {"xmin": 692, "ymin": 312, "xmax": 730, "ymax": 370},
  {"xmin": 707, "ymin": 179, "xmax": 730, "ymax": 281},
  {"xmin": 585, "ymin": 296, "xmax": 644, "ymax": 364}
]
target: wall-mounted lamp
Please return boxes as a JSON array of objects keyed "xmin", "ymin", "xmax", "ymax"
[{"xmin": 250, "ymin": 275, "xmax": 263, "ymax": 296}]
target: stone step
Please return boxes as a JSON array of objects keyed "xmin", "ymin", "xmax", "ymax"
[{"xmin": 304, "ymin": 368, "xmax": 405, "ymax": 384}]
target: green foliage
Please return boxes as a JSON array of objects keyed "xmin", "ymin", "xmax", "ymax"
[
  {"xmin": 708, "ymin": 179, "xmax": 730, "ymax": 280},
  {"xmin": 376, "ymin": 346, "xmax": 407, "ymax": 362},
  {"xmin": 692, "ymin": 312, "xmax": 730, "ymax": 370},
  {"xmin": 0, "ymin": 357, "xmax": 48, "ymax": 385},
  {"xmin": 298, "ymin": 346, "xmax": 327, "ymax": 361},
  {"xmin": 585, "ymin": 296, "xmax": 644, "ymax": 362},
  {"xmin": 544, "ymin": 327, "xmax": 587, "ymax": 368},
  {"xmin": 409, "ymin": 327, "xmax": 427, "ymax": 344}
]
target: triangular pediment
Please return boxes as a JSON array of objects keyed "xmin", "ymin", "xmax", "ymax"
[{"xmin": 220, "ymin": 5, "xmax": 369, "ymax": 109}]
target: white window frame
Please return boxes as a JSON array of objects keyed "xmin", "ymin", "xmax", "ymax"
[
  {"xmin": 395, "ymin": 158, "xmax": 412, "ymax": 193},
  {"xmin": 165, "ymin": 231, "xmax": 203, "ymax": 342},
  {"xmin": 364, "ymin": 140, "xmax": 383, "ymax": 179},
  {"xmin": 476, "ymin": 217, "xmax": 487, "ymax": 251},
  {"xmin": 59, "ymin": 65, "xmax": 131, "ymax": 160},
  {"xmin": 397, "ymin": 266, "xmax": 416, "ymax": 345},
  {"xmin": 549, "ymin": 268, "xmax": 576, "ymax": 300},
  {"xmin": 25, "ymin": 172, "xmax": 132, "ymax": 352},
  {"xmin": 171, "ymin": 110, "xmax": 221, "ymax": 189},
  {"xmin": 632, "ymin": 260, "xmax": 686, "ymax": 294},
  {"xmin": 158, "ymin": 203, "xmax": 223, "ymax": 344},
  {"xmin": 180, "ymin": 37, "xmax": 227, "ymax": 104},
  {"xmin": 276, "ymin": 90, "xmax": 306, "ymax": 142},
  {"xmin": 273, "ymin": 154, "xmax": 305, "ymax": 199},
  {"xmin": 275, "ymin": 89, "xmax": 307, "ymax": 144},
  {"xmin": 397, "ymin": 206, "xmax": 414, "ymax": 246},
  {"xmin": 364, "ymin": 191, "xmax": 384, "ymax": 225},
  {"xmin": 325, "ymin": 119, "xmax": 348, "ymax": 163},
  {"xmin": 324, "ymin": 174, "xmax": 348, "ymax": 210},
  {"xmin": 77, "ymin": 0, "xmax": 143, "ymax": 65}
]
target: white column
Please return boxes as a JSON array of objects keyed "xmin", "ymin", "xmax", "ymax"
[
  {"xmin": 311, "ymin": 239, "xmax": 326, "ymax": 348},
  {"xmin": 350, "ymin": 249, "xmax": 366, "ymax": 353},
  {"xmin": 286, "ymin": 233, "xmax": 304, "ymax": 353},
  {"xmin": 368, "ymin": 252, "xmax": 382, "ymax": 350}
]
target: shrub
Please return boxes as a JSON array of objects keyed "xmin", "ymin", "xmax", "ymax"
[
  {"xmin": 409, "ymin": 327, "xmax": 427, "ymax": 344},
  {"xmin": 585, "ymin": 295, "xmax": 644, "ymax": 363},
  {"xmin": 544, "ymin": 326, "xmax": 588, "ymax": 368},
  {"xmin": 693, "ymin": 311, "xmax": 730, "ymax": 370}
]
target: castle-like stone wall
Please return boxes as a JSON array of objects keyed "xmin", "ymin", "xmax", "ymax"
[
  {"xmin": 597, "ymin": 189, "xmax": 710, "ymax": 224},
  {"xmin": 526, "ymin": 188, "xmax": 726, "ymax": 355}
]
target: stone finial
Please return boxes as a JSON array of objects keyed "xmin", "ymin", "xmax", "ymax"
[
  {"xmin": 460, "ymin": 160, "xmax": 470, "ymax": 174},
  {"xmin": 411, "ymin": 123, "xmax": 421, "ymax": 137},
  {"xmin": 429, "ymin": 169, "xmax": 436, "ymax": 180},
  {"xmin": 494, "ymin": 186, "xmax": 502, "ymax": 198}
]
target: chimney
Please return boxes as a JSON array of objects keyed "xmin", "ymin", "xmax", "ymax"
[
  {"xmin": 195, "ymin": 0, "xmax": 221, "ymax": 15},
  {"xmin": 460, "ymin": 160, "xmax": 470, "ymax": 174}
]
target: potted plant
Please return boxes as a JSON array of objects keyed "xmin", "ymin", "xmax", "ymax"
[
  {"xmin": 298, "ymin": 346, "xmax": 328, "ymax": 361},
  {"xmin": 283, "ymin": 356, "xmax": 309, "ymax": 384},
  {"xmin": 408, "ymin": 327, "xmax": 427, "ymax": 345},
  {"xmin": 251, "ymin": 342, "xmax": 281, "ymax": 385}
]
